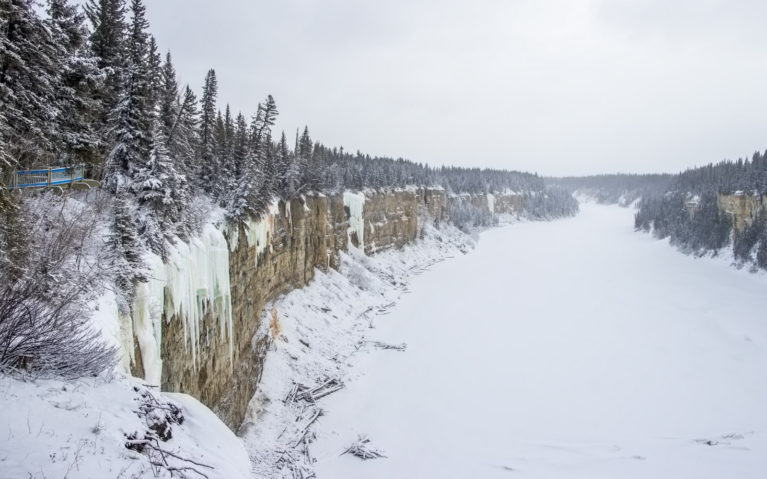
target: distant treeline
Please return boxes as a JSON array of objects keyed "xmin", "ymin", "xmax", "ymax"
[
  {"xmin": 553, "ymin": 155, "xmax": 767, "ymax": 269},
  {"xmin": 547, "ymin": 174, "xmax": 672, "ymax": 205}
]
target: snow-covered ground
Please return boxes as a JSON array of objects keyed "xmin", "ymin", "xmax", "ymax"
[
  {"xmin": 6, "ymin": 201, "xmax": 766, "ymax": 478},
  {"xmin": 294, "ymin": 202, "xmax": 767, "ymax": 478},
  {"xmin": 0, "ymin": 374, "xmax": 251, "ymax": 478},
  {"xmin": 239, "ymin": 222, "xmax": 475, "ymax": 477}
]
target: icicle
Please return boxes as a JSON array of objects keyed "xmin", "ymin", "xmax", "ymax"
[
  {"xmin": 132, "ymin": 224, "xmax": 235, "ymax": 385},
  {"xmin": 344, "ymin": 191, "xmax": 366, "ymax": 249},
  {"xmin": 244, "ymin": 199, "xmax": 281, "ymax": 269},
  {"xmin": 226, "ymin": 222, "xmax": 240, "ymax": 252},
  {"xmin": 487, "ymin": 193, "xmax": 495, "ymax": 215}
]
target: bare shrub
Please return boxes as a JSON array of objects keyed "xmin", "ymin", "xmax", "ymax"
[{"xmin": 0, "ymin": 190, "xmax": 118, "ymax": 377}]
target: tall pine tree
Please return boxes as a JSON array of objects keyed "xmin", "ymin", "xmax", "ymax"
[
  {"xmin": 198, "ymin": 68, "xmax": 218, "ymax": 194},
  {"xmin": 103, "ymin": 0, "xmax": 152, "ymax": 191},
  {"xmin": 0, "ymin": 0, "xmax": 59, "ymax": 169}
]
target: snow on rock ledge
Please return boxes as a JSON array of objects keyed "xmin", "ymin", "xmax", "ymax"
[{"xmin": 132, "ymin": 224, "xmax": 234, "ymax": 386}]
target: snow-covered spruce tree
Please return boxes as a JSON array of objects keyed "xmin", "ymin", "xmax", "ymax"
[
  {"xmin": 157, "ymin": 52, "xmax": 178, "ymax": 141},
  {"xmin": 146, "ymin": 35, "xmax": 161, "ymax": 110},
  {"xmin": 155, "ymin": 53, "xmax": 198, "ymax": 239},
  {"xmin": 198, "ymin": 68, "xmax": 218, "ymax": 195},
  {"xmin": 0, "ymin": 0, "xmax": 60, "ymax": 170},
  {"xmin": 757, "ymin": 229, "xmax": 767, "ymax": 270},
  {"xmin": 109, "ymin": 190, "xmax": 146, "ymax": 302},
  {"xmin": 46, "ymin": 0, "xmax": 102, "ymax": 170},
  {"xmin": 227, "ymin": 147, "xmax": 266, "ymax": 221},
  {"xmin": 276, "ymin": 131, "xmax": 300, "ymax": 199},
  {"xmin": 0, "ymin": 193, "xmax": 118, "ymax": 377},
  {"xmin": 297, "ymin": 126, "xmax": 318, "ymax": 191},
  {"xmin": 212, "ymin": 106, "xmax": 235, "ymax": 202},
  {"xmin": 218, "ymin": 104, "xmax": 236, "ymax": 201},
  {"xmin": 132, "ymin": 121, "xmax": 188, "ymax": 257},
  {"xmin": 232, "ymin": 111, "xmax": 249, "ymax": 180},
  {"xmin": 0, "ymin": 191, "xmax": 28, "ymax": 282},
  {"xmin": 84, "ymin": 0, "xmax": 126, "ymax": 155},
  {"xmin": 103, "ymin": 0, "xmax": 153, "ymax": 191},
  {"xmin": 226, "ymin": 96, "xmax": 278, "ymax": 221}
]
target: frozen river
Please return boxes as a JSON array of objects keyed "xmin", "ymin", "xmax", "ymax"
[{"xmin": 310, "ymin": 202, "xmax": 767, "ymax": 478}]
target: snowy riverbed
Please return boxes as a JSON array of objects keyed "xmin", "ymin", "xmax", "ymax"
[{"xmin": 298, "ymin": 202, "xmax": 767, "ymax": 478}]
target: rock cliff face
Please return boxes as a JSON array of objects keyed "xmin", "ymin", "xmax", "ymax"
[
  {"xmin": 359, "ymin": 190, "xmax": 419, "ymax": 255},
  {"xmin": 132, "ymin": 189, "xmax": 450, "ymax": 430},
  {"xmin": 717, "ymin": 193, "xmax": 766, "ymax": 232},
  {"xmin": 447, "ymin": 191, "xmax": 526, "ymax": 216},
  {"xmin": 493, "ymin": 192, "xmax": 525, "ymax": 215}
]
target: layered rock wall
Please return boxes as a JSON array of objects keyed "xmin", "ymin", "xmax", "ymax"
[
  {"xmin": 717, "ymin": 193, "xmax": 766, "ymax": 232},
  {"xmin": 133, "ymin": 189, "xmax": 451, "ymax": 430}
]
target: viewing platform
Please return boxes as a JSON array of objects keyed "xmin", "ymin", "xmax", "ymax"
[{"xmin": 4, "ymin": 165, "xmax": 100, "ymax": 190}]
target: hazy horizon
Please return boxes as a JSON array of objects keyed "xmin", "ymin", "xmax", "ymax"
[{"xmin": 140, "ymin": 0, "xmax": 767, "ymax": 176}]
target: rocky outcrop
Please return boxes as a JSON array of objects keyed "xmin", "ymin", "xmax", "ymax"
[
  {"xmin": 360, "ymin": 190, "xmax": 419, "ymax": 255},
  {"xmin": 419, "ymin": 187, "xmax": 448, "ymax": 223},
  {"xmin": 447, "ymin": 191, "xmax": 525, "ymax": 217},
  {"xmin": 717, "ymin": 193, "xmax": 766, "ymax": 232}
]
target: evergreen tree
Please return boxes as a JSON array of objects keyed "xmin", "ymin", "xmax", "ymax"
[
  {"xmin": 277, "ymin": 131, "xmax": 299, "ymax": 199},
  {"xmin": 214, "ymin": 104, "xmax": 236, "ymax": 198},
  {"xmin": 132, "ymin": 120, "xmax": 187, "ymax": 255},
  {"xmin": 103, "ymin": 0, "xmax": 152, "ymax": 191},
  {"xmin": 84, "ymin": 0, "xmax": 126, "ymax": 137},
  {"xmin": 198, "ymin": 68, "xmax": 218, "ymax": 194},
  {"xmin": 173, "ymin": 85, "xmax": 199, "ymax": 175},
  {"xmin": 0, "ymin": 0, "xmax": 59, "ymax": 169},
  {"xmin": 108, "ymin": 191, "xmax": 145, "ymax": 306},
  {"xmin": 46, "ymin": 0, "xmax": 102, "ymax": 170},
  {"xmin": 232, "ymin": 112, "xmax": 248, "ymax": 179},
  {"xmin": 297, "ymin": 126, "xmax": 317, "ymax": 190},
  {"xmin": 146, "ymin": 36, "xmax": 160, "ymax": 102},
  {"xmin": 212, "ymin": 108, "xmax": 230, "ymax": 199},
  {"xmin": 157, "ymin": 51, "xmax": 178, "ymax": 143}
]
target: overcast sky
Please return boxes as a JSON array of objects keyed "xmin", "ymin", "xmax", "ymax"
[{"xmin": 144, "ymin": 0, "xmax": 767, "ymax": 176}]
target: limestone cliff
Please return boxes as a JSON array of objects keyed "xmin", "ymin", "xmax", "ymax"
[
  {"xmin": 717, "ymin": 192, "xmax": 766, "ymax": 232},
  {"xmin": 129, "ymin": 189, "xmax": 449, "ymax": 430}
]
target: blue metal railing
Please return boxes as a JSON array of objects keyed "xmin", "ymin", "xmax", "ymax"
[{"xmin": 7, "ymin": 166, "xmax": 85, "ymax": 189}]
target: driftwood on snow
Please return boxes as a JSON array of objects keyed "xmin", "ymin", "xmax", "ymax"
[
  {"xmin": 341, "ymin": 435, "xmax": 387, "ymax": 460},
  {"xmin": 285, "ymin": 378, "xmax": 345, "ymax": 404}
]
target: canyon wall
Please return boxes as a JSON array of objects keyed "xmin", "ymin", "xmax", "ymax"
[
  {"xmin": 717, "ymin": 193, "xmax": 767, "ymax": 232},
  {"xmin": 126, "ymin": 188, "xmax": 524, "ymax": 430}
]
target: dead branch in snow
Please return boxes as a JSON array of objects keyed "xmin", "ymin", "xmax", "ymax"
[
  {"xmin": 366, "ymin": 340, "xmax": 407, "ymax": 351},
  {"xmin": 341, "ymin": 435, "xmax": 386, "ymax": 460},
  {"xmin": 291, "ymin": 408, "xmax": 323, "ymax": 448},
  {"xmin": 286, "ymin": 378, "xmax": 345, "ymax": 404},
  {"xmin": 127, "ymin": 436, "xmax": 213, "ymax": 478}
]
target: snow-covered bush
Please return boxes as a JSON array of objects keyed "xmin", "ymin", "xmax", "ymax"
[{"xmin": 0, "ymin": 191, "xmax": 117, "ymax": 377}]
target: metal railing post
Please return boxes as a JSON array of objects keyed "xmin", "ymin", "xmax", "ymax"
[{"xmin": 47, "ymin": 168, "xmax": 52, "ymax": 186}]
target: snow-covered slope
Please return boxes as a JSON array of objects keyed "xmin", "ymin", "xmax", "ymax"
[
  {"xmin": 0, "ymin": 374, "xmax": 251, "ymax": 478},
  {"xmin": 240, "ymin": 223, "xmax": 474, "ymax": 478},
  {"xmin": 302, "ymin": 202, "xmax": 767, "ymax": 479}
]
